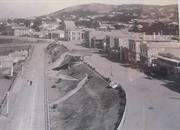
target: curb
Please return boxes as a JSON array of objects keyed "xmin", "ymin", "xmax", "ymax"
[{"xmin": 117, "ymin": 101, "xmax": 127, "ymax": 130}]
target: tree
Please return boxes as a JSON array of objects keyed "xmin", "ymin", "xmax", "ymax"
[
  {"xmin": 7, "ymin": 19, "xmax": 13, "ymax": 24},
  {"xmin": 24, "ymin": 20, "xmax": 31, "ymax": 27},
  {"xmin": 31, "ymin": 19, "xmax": 42, "ymax": 32}
]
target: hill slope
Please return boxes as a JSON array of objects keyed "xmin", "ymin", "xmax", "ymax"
[{"xmin": 47, "ymin": 3, "xmax": 178, "ymax": 20}]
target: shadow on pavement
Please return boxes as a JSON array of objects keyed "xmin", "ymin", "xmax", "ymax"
[{"xmin": 162, "ymin": 77, "xmax": 180, "ymax": 94}]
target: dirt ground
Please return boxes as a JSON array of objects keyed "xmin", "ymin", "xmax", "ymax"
[{"xmin": 47, "ymin": 44, "xmax": 124, "ymax": 130}]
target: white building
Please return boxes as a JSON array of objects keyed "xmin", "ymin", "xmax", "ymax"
[
  {"xmin": 140, "ymin": 35, "xmax": 179, "ymax": 67},
  {"xmin": 65, "ymin": 30, "xmax": 84, "ymax": 41},
  {"xmin": 13, "ymin": 26, "xmax": 32, "ymax": 37},
  {"xmin": 0, "ymin": 56, "xmax": 13, "ymax": 76}
]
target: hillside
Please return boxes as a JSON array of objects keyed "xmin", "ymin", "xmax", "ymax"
[
  {"xmin": 48, "ymin": 3, "xmax": 117, "ymax": 17},
  {"xmin": 47, "ymin": 3, "xmax": 178, "ymax": 20}
]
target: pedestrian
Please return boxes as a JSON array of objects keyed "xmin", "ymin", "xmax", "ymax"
[
  {"xmin": 27, "ymin": 80, "xmax": 30, "ymax": 85},
  {"xmin": 30, "ymin": 81, "xmax": 32, "ymax": 86}
]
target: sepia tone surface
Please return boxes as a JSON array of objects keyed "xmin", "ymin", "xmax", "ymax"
[{"xmin": 0, "ymin": 0, "xmax": 180, "ymax": 130}]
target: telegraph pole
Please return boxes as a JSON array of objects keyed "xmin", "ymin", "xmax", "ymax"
[
  {"xmin": 178, "ymin": 0, "xmax": 180, "ymax": 41},
  {"xmin": 110, "ymin": 64, "xmax": 113, "ymax": 77}
]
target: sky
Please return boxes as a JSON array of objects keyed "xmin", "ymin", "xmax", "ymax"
[{"xmin": 0, "ymin": 0, "xmax": 178, "ymax": 18}]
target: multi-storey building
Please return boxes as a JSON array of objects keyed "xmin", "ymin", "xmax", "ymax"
[
  {"xmin": 140, "ymin": 35, "xmax": 178, "ymax": 67},
  {"xmin": 156, "ymin": 48, "xmax": 180, "ymax": 75},
  {"xmin": 62, "ymin": 20, "xmax": 84, "ymax": 41},
  {"xmin": 65, "ymin": 30, "xmax": 84, "ymax": 41},
  {"xmin": 13, "ymin": 26, "xmax": 32, "ymax": 37},
  {"xmin": 128, "ymin": 37, "xmax": 142, "ymax": 64}
]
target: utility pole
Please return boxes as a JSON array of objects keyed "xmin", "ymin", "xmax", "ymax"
[
  {"xmin": 110, "ymin": 64, "xmax": 113, "ymax": 77},
  {"xmin": 178, "ymin": 0, "xmax": 180, "ymax": 41},
  {"xmin": 10, "ymin": 63, "xmax": 13, "ymax": 77}
]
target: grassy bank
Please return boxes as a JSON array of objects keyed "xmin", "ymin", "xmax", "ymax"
[{"xmin": 46, "ymin": 43, "xmax": 126, "ymax": 130}]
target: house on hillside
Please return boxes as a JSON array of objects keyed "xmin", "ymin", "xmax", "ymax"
[{"xmin": 40, "ymin": 21, "xmax": 60, "ymax": 31}]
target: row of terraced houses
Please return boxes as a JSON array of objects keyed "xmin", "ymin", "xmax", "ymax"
[
  {"xmin": 83, "ymin": 30, "xmax": 180, "ymax": 76},
  {"xmin": 2, "ymin": 19, "xmax": 180, "ymax": 76},
  {"xmin": 1, "ymin": 20, "xmax": 85, "ymax": 41}
]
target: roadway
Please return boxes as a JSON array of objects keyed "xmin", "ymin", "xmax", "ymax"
[
  {"xmin": 85, "ymin": 53, "xmax": 180, "ymax": 130},
  {"xmin": 62, "ymin": 41, "xmax": 180, "ymax": 130},
  {"xmin": 0, "ymin": 44, "xmax": 47, "ymax": 130}
]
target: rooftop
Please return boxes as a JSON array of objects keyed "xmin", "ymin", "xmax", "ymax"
[
  {"xmin": 12, "ymin": 26, "xmax": 30, "ymax": 30},
  {"xmin": 90, "ymin": 29, "xmax": 142, "ymax": 40},
  {"xmin": 159, "ymin": 48, "xmax": 180, "ymax": 60},
  {"xmin": 64, "ymin": 20, "xmax": 76, "ymax": 30},
  {"xmin": 145, "ymin": 42, "xmax": 179, "ymax": 49},
  {"xmin": 157, "ymin": 55, "xmax": 180, "ymax": 64},
  {"xmin": 142, "ymin": 35, "xmax": 172, "ymax": 42}
]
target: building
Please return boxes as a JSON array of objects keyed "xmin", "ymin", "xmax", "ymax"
[
  {"xmin": 63, "ymin": 21, "xmax": 76, "ymax": 30},
  {"xmin": 84, "ymin": 30, "xmax": 117, "ymax": 48},
  {"xmin": 48, "ymin": 30, "xmax": 65, "ymax": 40},
  {"xmin": 91, "ymin": 36, "xmax": 105, "ymax": 49},
  {"xmin": 0, "ymin": 50, "xmax": 29, "ymax": 76},
  {"xmin": 32, "ymin": 31, "xmax": 48, "ymax": 38},
  {"xmin": 0, "ymin": 56, "xmax": 13, "ymax": 77},
  {"xmin": 3, "ymin": 26, "xmax": 14, "ymax": 36},
  {"xmin": 84, "ymin": 31, "xmax": 91, "ymax": 47},
  {"xmin": 65, "ymin": 30, "xmax": 84, "ymax": 41},
  {"xmin": 13, "ymin": 26, "xmax": 32, "ymax": 37},
  {"xmin": 62, "ymin": 20, "xmax": 84, "ymax": 41},
  {"xmin": 83, "ymin": 30, "xmax": 105, "ymax": 48},
  {"xmin": 106, "ymin": 35, "xmax": 129, "ymax": 62},
  {"xmin": 155, "ymin": 48, "xmax": 180, "ymax": 75},
  {"xmin": 128, "ymin": 37, "xmax": 142, "ymax": 64},
  {"xmin": 9, "ymin": 50, "xmax": 28, "ymax": 63},
  {"xmin": 140, "ymin": 35, "xmax": 178, "ymax": 68},
  {"xmin": 40, "ymin": 21, "xmax": 60, "ymax": 31},
  {"xmin": 83, "ymin": 29, "xmax": 141, "ymax": 62}
]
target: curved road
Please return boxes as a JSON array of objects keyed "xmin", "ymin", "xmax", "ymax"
[
  {"xmin": 62, "ymin": 41, "xmax": 180, "ymax": 130},
  {"xmin": 84, "ymin": 53, "xmax": 180, "ymax": 130}
]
